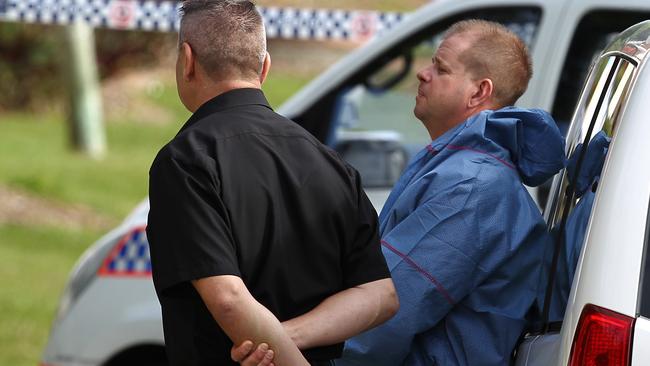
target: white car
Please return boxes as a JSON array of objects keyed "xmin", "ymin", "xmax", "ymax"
[
  {"xmin": 41, "ymin": 0, "xmax": 650, "ymax": 365},
  {"xmin": 515, "ymin": 20, "xmax": 650, "ymax": 366}
]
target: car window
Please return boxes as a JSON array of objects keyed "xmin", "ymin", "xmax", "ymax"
[
  {"xmin": 541, "ymin": 55, "xmax": 637, "ymax": 324},
  {"xmin": 327, "ymin": 7, "xmax": 542, "ymax": 187}
]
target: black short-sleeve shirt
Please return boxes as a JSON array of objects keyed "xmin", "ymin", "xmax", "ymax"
[{"xmin": 147, "ymin": 88, "xmax": 390, "ymax": 365}]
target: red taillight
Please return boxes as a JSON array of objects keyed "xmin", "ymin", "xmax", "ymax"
[{"xmin": 568, "ymin": 304, "xmax": 635, "ymax": 366}]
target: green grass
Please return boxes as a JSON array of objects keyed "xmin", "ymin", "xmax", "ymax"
[
  {"xmin": 0, "ymin": 74, "xmax": 310, "ymax": 219},
  {"xmin": 0, "ymin": 113, "xmax": 180, "ymax": 218},
  {"xmin": 0, "ymin": 225, "xmax": 103, "ymax": 366},
  {"xmin": 0, "ymin": 73, "xmax": 310, "ymax": 366},
  {"xmin": 264, "ymin": 73, "xmax": 315, "ymax": 109}
]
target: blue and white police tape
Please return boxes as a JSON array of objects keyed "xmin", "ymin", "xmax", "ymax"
[{"xmin": 0, "ymin": 0, "xmax": 405, "ymax": 41}]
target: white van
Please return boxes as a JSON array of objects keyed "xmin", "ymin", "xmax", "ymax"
[
  {"xmin": 41, "ymin": 0, "xmax": 650, "ymax": 365},
  {"xmin": 515, "ymin": 20, "xmax": 650, "ymax": 366}
]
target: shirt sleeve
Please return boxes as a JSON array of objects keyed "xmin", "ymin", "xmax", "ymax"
[
  {"xmin": 341, "ymin": 170, "xmax": 515, "ymax": 365},
  {"xmin": 147, "ymin": 147, "xmax": 240, "ymax": 294},
  {"xmin": 341, "ymin": 168, "xmax": 391, "ymax": 289}
]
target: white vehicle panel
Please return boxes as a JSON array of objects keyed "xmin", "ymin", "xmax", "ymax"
[
  {"xmin": 121, "ymin": 199, "xmax": 149, "ymax": 228},
  {"xmin": 632, "ymin": 317, "xmax": 650, "ymax": 365},
  {"xmin": 513, "ymin": 333, "xmax": 560, "ymax": 366},
  {"xmin": 364, "ymin": 188, "xmax": 391, "ymax": 213},
  {"xmin": 557, "ymin": 56, "xmax": 650, "ymax": 366},
  {"xmin": 43, "ymin": 278, "xmax": 162, "ymax": 365}
]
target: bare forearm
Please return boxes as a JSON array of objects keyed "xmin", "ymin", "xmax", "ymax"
[
  {"xmin": 194, "ymin": 276, "xmax": 308, "ymax": 366},
  {"xmin": 223, "ymin": 300, "xmax": 305, "ymax": 365},
  {"xmin": 284, "ymin": 278, "xmax": 398, "ymax": 350}
]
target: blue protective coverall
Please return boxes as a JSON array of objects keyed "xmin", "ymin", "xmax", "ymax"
[{"xmin": 337, "ymin": 107, "xmax": 565, "ymax": 366}]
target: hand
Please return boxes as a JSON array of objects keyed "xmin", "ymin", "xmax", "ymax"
[{"xmin": 231, "ymin": 340, "xmax": 276, "ymax": 366}]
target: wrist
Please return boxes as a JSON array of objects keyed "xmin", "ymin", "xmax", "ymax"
[{"xmin": 283, "ymin": 319, "xmax": 306, "ymax": 349}]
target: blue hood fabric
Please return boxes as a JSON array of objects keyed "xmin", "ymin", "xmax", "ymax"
[
  {"xmin": 566, "ymin": 131, "xmax": 610, "ymax": 198},
  {"xmin": 337, "ymin": 107, "xmax": 565, "ymax": 366}
]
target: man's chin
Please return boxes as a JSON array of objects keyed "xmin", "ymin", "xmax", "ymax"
[{"xmin": 413, "ymin": 110, "xmax": 426, "ymax": 124}]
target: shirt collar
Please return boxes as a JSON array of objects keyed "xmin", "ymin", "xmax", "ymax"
[{"xmin": 179, "ymin": 88, "xmax": 273, "ymax": 133}]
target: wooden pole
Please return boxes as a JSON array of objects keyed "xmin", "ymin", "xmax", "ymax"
[{"xmin": 64, "ymin": 21, "xmax": 106, "ymax": 159}]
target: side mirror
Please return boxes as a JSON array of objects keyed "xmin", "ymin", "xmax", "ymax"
[{"xmin": 364, "ymin": 52, "xmax": 413, "ymax": 93}]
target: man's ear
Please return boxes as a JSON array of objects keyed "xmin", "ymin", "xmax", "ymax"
[
  {"xmin": 180, "ymin": 42, "xmax": 196, "ymax": 81},
  {"xmin": 468, "ymin": 78, "xmax": 494, "ymax": 109},
  {"xmin": 259, "ymin": 52, "xmax": 271, "ymax": 85}
]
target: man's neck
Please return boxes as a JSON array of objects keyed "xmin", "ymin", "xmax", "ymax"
[
  {"xmin": 425, "ymin": 115, "xmax": 470, "ymax": 142},
  {"xmin": 189, "ymin": 79, "xmax": 261, "ymax": 112},
  {"xmin": 425, "ymin": 107, "xmax": 492, "ymax": 141}
]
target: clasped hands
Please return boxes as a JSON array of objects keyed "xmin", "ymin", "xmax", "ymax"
[{"xmin": 231, "ymin": 340, "xmax": 276, "ymax": 366}]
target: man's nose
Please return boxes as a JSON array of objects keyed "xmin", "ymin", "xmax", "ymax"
[{"xmin": 416, "ymin": 67, "xmax": 429, "ymax": 82}]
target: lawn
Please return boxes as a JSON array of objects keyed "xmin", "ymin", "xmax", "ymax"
[
  {"xmin": 0, "ymin": 225, "xmax": 103, "ymax": 366},
  {"xmin": 0, "ymin": 71, "xmax": 310, "ymax": 366},
  {"xmin": 0, "ymin": 71, "xmax": 310, "ymax": 219}
]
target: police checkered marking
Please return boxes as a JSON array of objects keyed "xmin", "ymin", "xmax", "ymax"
[
  {"xmin": 99, "ymin": 226, "xmax": 152, "ymax": 277},
  {"xmin": 131, "ymin": 1, "xmax": 179, "ymax": 32},
  {"xmin": 260, "ymin": 6, "xmax": 404, "ymax": 41},
  {"xmin": 0, "ymin": 0, "xmax": 180, "ymax": 31},
  {"xmin": 1, "ymin": 0, "xmax": 110, "ymax": 27},
  {"xmin": 0, "ymin": 0, "xmax": 404, "ymax": 40}
]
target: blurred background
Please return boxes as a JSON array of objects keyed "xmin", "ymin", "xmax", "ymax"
[{"xmin": 0, "ymin": 1, "xmax": 428, "ymax": 365}]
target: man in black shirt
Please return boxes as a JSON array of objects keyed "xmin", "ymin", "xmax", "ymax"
[{"xmin": 147, "ymin": 1, "xmax": 398, "ymax": 365}]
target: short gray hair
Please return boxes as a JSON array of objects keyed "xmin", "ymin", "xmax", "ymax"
[
  {"xmin": 179, "ymin": 0, "xmax": 266, "ymax": 81},
  {"xmin": 443, "ymin": 19, "xmax": 532, "ymax": 108}
]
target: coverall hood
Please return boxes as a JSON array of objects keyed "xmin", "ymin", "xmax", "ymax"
[
  {"xmin": 480, "ymin": 107, "xmax": 566, "ymax": 186},
  {"xmin": 566, "ymin": 131, "xmax": 611, "ymax": 197}
]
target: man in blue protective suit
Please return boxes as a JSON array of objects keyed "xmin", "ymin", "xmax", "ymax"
[
  {"xmin": 334, "ymin": 20, "xmax": 566, "ymax": 366},
  {"xmin": 233, "ymin": 19, "xmax": 566, "ymax": 366}
]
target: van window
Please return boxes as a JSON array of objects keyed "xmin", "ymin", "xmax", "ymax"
[
  {"xmin": 326, "ymin": 7, "xmax": 542, "ymax": 187},
  {"xmin": 542, "ymin": 55, "xmax": 636, "ymax": 322}
]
